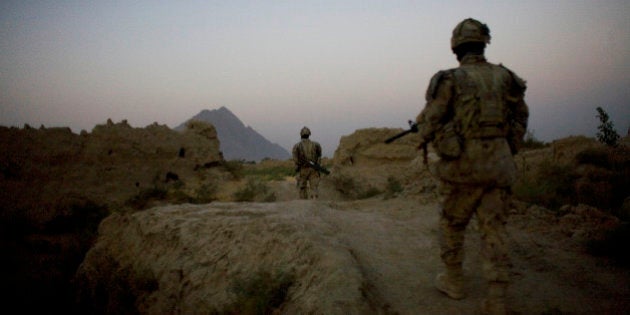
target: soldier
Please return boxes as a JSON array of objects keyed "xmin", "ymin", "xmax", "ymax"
[
  {"xmin": 415, "ymin": 18, "xmax": 529, "ymax": 314},
  {"xmin": 292, "ymin": 127, "xmax": 323, "ymax": 199}
]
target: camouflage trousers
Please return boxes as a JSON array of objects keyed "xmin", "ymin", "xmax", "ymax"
[
  {"xmin": 438, "ymin": 182, "xmax": 511, "ymax": 283},
  {"xmin": 297, "ymin": 167, "xmax": 320, "ymax": 199}
]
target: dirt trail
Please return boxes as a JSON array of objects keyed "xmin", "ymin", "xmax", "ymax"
[
  {"xmin": 269, "ymin": 180, "xmax": 630, "ymax": 314},
  {"xmin": 78, "ymin": 179, "xmax": 630, "ymax": 314}
]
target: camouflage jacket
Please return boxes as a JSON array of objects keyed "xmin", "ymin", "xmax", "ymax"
[
  {"xmin": 292, "ymin": 139, "xmax": 322, "ymax": 168},
  {"xmin": 416, "ymin": 54, "xmax": 529, "ymax": 186}
]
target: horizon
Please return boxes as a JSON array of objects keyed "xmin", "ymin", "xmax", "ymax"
[
  {"xmin": 2, "ymin": 1, "xmax": 629, "ymax": 157},
  {"xmin": 4, "ymin": 104, "xmax": 626, "ymax": 160}
]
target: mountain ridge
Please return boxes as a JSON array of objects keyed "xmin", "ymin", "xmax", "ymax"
[{"xmin": 176, "ymin": 107, "xmax": 290, "ymax": 161}]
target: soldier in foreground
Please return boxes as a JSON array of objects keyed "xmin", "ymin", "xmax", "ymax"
[
  {"xmin": 415, "ymin": 18, "xmax": 529, "ymax": 314},
  {"xmin": 292, "ymin": 127, "xmax": 323, "ymax": 199}
]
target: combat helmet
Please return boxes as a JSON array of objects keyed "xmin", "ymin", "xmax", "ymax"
[
  {"xmin": 300, "ymin": 126, "xmax": 311, "ymax": 137},
  {"xmin": 451, "ymin": 18, "xmax": 491, "ymax": 51}
]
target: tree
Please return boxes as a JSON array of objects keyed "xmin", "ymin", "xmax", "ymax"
[{"xmin": 596, "ymin": 107, "xmax": 620, "ymax": 147}]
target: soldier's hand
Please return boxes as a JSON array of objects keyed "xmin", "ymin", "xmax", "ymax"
[{"xmin": 408, "ymin": 120, "xmax": 419, "ymax": 133}]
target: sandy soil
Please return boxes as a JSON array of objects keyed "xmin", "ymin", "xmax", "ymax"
[{"xmin": 267, "ymin": 180, "xmax": 630, "ymax": 314}]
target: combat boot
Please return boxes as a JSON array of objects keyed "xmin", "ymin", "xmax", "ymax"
[
  {"xmin": 479, "ymin": 282, "xmax": 507, "ymax": 315},
  {"xmin": 434, "ymin": 267, "xmax": 466, "ymax": 300}
]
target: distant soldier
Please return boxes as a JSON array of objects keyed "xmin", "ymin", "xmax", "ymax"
[
  {"xmin": 292, "ymin": 127, "xmax": 323, "ymax": 199},
  {"xmin": 414, "ymin": 18, "xmax": 529, "ymax": 314}
]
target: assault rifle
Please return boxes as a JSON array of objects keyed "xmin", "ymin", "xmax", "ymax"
[
  {"xmin": 296, "ymin": 157, "xmax": 330, "ymax": 175},
  {"xmin": 307, "ymin": 160, "xmax": 331, "ymax": 175},
  {"xmin": 385, "ymin": 120, "xmax": 418, "ymax": 143},
  {"xmin": 385, "ymin": 120, "xmax": 429, "ymax": 165}
]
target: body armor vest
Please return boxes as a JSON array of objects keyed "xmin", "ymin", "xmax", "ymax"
[
  {"xmin": 452, "ymin": 63, "xmax": 511, "ymax": 139},
  {"xmin": 296, "ymin": 140, "xmax": 320, "ymax": 166}
]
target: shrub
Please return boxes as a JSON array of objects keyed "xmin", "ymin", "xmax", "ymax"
[
  {"xmin": 513, "ymin": 160, "xmax": 577, "ymax": 210},
  {"xmin": 515, "ymin": 144, "xmax": 629, "ymax": 216},
  {"xmin": 192, "ymin": 182, "xmax": 218, "ymax": 204},
  {"xmin": 243, "ymin": 164, "xmax": 295, "ymax": 182},
  {"xmin": 233, "ymin": 178, "xmax": 271, "ymax": 202},
  {"xmin": 595, "ymin": 107, "xmax": 620, "ymax": 147},
  {"xmin": 575, "ymin": 148, "xmax": 612, "ymax": 168},
  {"xmin": 574, "ymin": 146, "xmax": 630, "ymax": 214},
  {"xmin": 384, "ymin": 177, "xmax": 403, "ymax": 199},
  {"xmin": 222, "ymin": 160, "xmax": 244, "ymax": 179}
]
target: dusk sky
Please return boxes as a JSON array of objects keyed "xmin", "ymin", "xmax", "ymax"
[{"xmin": 1, "ymin": 1, "xmax": 628, "ymax": 157}]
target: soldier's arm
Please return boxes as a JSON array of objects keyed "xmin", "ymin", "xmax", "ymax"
[
  {"xmin": 315, "ymin": 143, "xmax": 322, "ymax": 164},
  {"xmin": 292, "ymin": 144, "xmax": 300, "ymax": 166},
  {"xmin": 506, "ymin": 70, "xmax": 529, "ymax": 153},
  {"xmin": 415, "ymin": 71, "xmax": 454, "ymax": 143}
]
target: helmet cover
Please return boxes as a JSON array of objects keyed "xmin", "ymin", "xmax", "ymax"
[{"xmin": 451, "ymin": 18, "xmax": 491, "ymax": 50}]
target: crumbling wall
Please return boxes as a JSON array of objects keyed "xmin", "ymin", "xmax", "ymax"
[{"xmin": 329, "ymin": 128, "xmax": 438, "ymax": 199}]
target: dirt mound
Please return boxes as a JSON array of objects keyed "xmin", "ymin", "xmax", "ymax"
[
  {"xmin": 75, "ymin": 198, "xmax": 630, "ymax": 314},
  {"xmin": 75, "ymin": 202, "xmax": 377, "ymax": 314},
  {"xmin": 328, "ymin": 128, "xmax": 439, "ymax": 199}
]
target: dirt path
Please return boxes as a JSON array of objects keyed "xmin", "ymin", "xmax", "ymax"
[
  {"xmin": 268, "ymin": 180, "xmax": 630, "ymax": 314},
  {"xmin": 80, "ymin": 179, "xmax": 630, "ymax": 314}
]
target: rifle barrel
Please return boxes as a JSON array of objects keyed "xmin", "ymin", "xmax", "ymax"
[{"xmin": 385, "ymin": 130, "xmax": 412, "ymax": 144}]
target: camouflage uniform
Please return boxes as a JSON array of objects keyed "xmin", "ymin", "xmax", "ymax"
[
  {"xmin": 292, "ymin": 127, "xmax": 322, "ymax": 199},
  {"xmin": 415, "ymin": 18, "xmax": 529, "ymax": 314}
]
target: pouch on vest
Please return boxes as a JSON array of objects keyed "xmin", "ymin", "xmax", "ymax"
[
  {"xmin": 477, "ymin": 91, "xmax": 507, "ymax": 138},
  {"xmin": 434, "ymin": 122, "xmax": 462, "ymax": 160}
]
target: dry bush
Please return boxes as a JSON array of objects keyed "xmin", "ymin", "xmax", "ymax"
[
  {"xmin": 233, "ymin": 178, "xmax": 276, "ymax": 202},
  {"xmin": 514, "ymin": 144, "xmax": 629, "ymax": 217}
]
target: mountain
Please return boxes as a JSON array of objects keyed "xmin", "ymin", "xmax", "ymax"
[{"xmin": 176, "ymin": 107, "xmax": 290, "ymax": 161}]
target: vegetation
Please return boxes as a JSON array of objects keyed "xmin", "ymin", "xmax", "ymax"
[
  {"xmin": 515, "ymin": 107, "xmax": 627, "ymax": 215},
  {"xmin": 222, "ymin": 160, "xmax": 245, "ymax": 179},
  {"xmin": 521, "ymin": 130, "xmax": 547, "ymax": 150},
  {"xmin": 192, "ymin": 182, "xmax": 219, "ymax": 204},
  {"xmin": 234, "ymin": 178, "xmax": 276, "ymax": 202},
  {"xmin": 242, "ymin": 163, "xmax": 295, "ymax": 181},
  {"xmin": 384, "ymin": 176, "xmax": 404, "ymax": 199},
  {"xmin": 514, "ymin": 144, "xmax": 629, "ymax": 216},
  {"xmin": 574, "ymin": 146, "xmax": 630, "ymax": 217},
  {"xmin": 217, "ymin": 269, "xmax": 295, "ymax": 315},
  {"xmin": 513, "ymin": 160, "xmax": 577, "ymax": 211},
  {"xmin": 595, "ymin": 107, "xmax": 620, "ymax": 147}
]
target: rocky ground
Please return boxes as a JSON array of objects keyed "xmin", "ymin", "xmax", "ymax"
[
  {"xmin": 2, "ymin": 124, "xmax": 629, "ymax": 314},
  {"xmin": 76, "ymin": 183, "xmax": 630, "ymax": 314}
]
